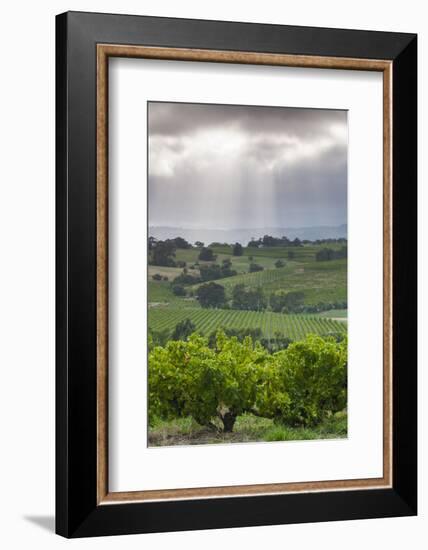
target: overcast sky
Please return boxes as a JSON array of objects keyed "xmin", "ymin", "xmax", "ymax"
[{"xmin": 148, "ymin": 102, "xmax": 347, "ymax": 231}]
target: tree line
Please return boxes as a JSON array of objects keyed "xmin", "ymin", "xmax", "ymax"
[{"xmin": 148, "ymin": 235, "xmax": 348, "ymax": 267}]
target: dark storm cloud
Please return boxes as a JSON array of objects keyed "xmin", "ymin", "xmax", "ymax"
[
  {"xmin": 148, "ymin": 102, "xmax": 347, "ymax": 232},
  {"xmin": 148, "ymin": 101, "xmax": 346, "ymax": 141}
]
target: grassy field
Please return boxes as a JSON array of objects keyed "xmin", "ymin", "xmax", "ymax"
[
  {"xmin": 148, "ymin": 281, "xmax": 199, "ymax": 306},
  {"xmin": 149, "ymin": 306, "xmax": 346, "ymax": 340},
  {"xmin": 317, "ymin": 309, "xmax": 348, "ymax": 319},
  {"xmin": 148, "ymin": 411, "xmax": 348, "ymax": 446}
]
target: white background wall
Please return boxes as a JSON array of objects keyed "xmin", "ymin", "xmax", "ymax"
[{"xmin": 0, "ymin": 1, "xmax": 424, "ymax": 548}]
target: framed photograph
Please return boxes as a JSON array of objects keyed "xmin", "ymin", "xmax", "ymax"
[{"xmin": 56, "ymin": 11, "xmax": 417, "ymax": 537}]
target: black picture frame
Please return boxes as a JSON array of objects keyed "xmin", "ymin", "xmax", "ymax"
[{"xmin": 56, "ymin": 11, "xmax": 417, "ymax": 538}]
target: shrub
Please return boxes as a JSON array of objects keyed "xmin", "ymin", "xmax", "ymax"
[
  {"xmin": 198, "ymin": 247, "xmax": 216, "ymax": 261},
  {"xmin": 199, "ymin": 262, "xmax": 237, "ymax": 282},
  {"xmin": 172, "ymin": 284, "xmax": 186, "ymax": 296},
  {"xmin": 270, "ymin": 290, "xmax": 304, "ymax": 313},
  {"xmin": 173, "ymin": 271, "xmax": 200, "ymax": 285},
  {"xmin": 152, "ymin": 273, "xmax": 162, "ymax": 281},
  {"xmin": 315, "ymin": 246, "xmax": 347, "ymax": 262},
  {"xmin": 249, "ymin": 263, "xmax": 264, "ymax": 273},
  {"xmin": 274, "ymin": 259, "xmax": 285, "ymax": 268}
]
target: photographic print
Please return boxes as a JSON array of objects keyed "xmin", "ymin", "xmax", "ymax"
[{"xmin": 147, "ymin": 101, "xmax": 348, "ymax": 447}]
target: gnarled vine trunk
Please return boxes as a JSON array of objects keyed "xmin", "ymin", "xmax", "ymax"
[{"xmin": 220, "ymin": 411, "xmax": 237, "ymax": 433}]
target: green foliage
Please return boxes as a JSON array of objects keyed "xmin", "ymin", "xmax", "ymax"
[
  {"xmin": 270, "ymin": 290, "xmax": 305, "ymax": 313},
  {"xmin": 233, "ymin": 242, "xmax": 244, "ymax": 256},
  {"xmin": 199, "ymin": 263, "xmax": 237, "ymax": 282},
  {"xmin": 151, "ymin": 240, "xmax": 177, "ymax": 267},
  {"xmin": 259, "ymin": 333, "xmax": 293, "ymax": 353},
  {"xmin": 172, "ymin": 237, "xmax": 192, "ymax": 249},
  {"xmin": 275, "ymin": 259, "xmax": 285, "ymax": 268},
  {"xmin": 173, "ymin": 271, "xmax": 201, "ymax": 285},
  {"xmin": 249, "ymin": 262, "xmax": 264, "ymax": 273},
  {"xmin": 172, "ymin": 284, "xmax": 186, "ymax": 296},
  {"xmin": 171, "ymin": 319, "xmax": 196, "ymax": 341},
  {"xmin": 198, "ymin": 247, "xmax": 216, "ymax": 261},
  {"xmin": 148, "ymin": 328, "xmax": 171, "ymax": 349},
  {"xmin": 247, "ymin": 235, "xmax": 304, "ymax": 248},
  {"xmin": 149, "ymin": 332, "xmax": 268, "ymax": 432},
  {"xmin": 255, "ymin": 334, "xmax": 347, "ymax": 427},
  {"xmin": 197, "ymin": 282, "xmax": 226, "ymax": 308},
  {"xmin": 208, "ymin": 327, "xmax": 263, "ymax": 347},
  {"xmin": 149, "ymin": 333, "xmax": 347, "ymax": 432},
  {"xmin": 152, "ymin": 273, "xmax": 163, "ymax": 281},
  {"xmin": 316, "ymin": 246, "xmax": 347, "ymax": 261},
  {"xmin": 232, "ymin": 284, "xmax": 267, "ymax": 311}
]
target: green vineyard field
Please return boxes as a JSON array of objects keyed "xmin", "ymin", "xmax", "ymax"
[
  {"xmin": 190, "ymin": 259, "xmax": 347, "ymax": 306},
  {"xmin": 148, "ymin": 306, "xmax": 347, "ymax": 341}
]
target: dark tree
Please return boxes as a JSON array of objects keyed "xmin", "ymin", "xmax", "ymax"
[
  {"xmin": 249, "ymin": 263, "xmax": 264, "ymax": 273},
  {"xmin": 262, "ymin": 235, "xmax": 277, "ymax": 247},
  {"xmin": 270, "ymin": 290, "xmax": 305, "ymax": 313},
  {"xmin": 148, "ymin": 236, "xmax": 157, "ymax": 251},
  {"xmin": 172, "ymin": 284, "xmax": 186, "ymax": 296},
  {"xmin": 199, "ymin": 264, "xmax": 222, "ymax": 281},
  {"xmin": 274, "ymin": 259, "xmax": 285, "ymax": 268},
  {"xmin": 172, "ymin": 237, "xmax": 192, "ymax": 249},
  {"xmin": 152, "ymin": 273, "xmax": 162, "ymax": 281},
  {"xmin": 200, "ymin": 261, "xmax": 237, "ymax": 281},
  {"xmin": 194, "ymin": 241, "xmax": 204, "ymax": 248},
  {"xmin": 151, "ymin": 240, "xmax": 176, "ymax": 267},
  {"xmin": 148, "ymin": 328, "xmax": 171, "ymax": 348},
  {"xmin": 197, "ymin": 282, "xmax": 226, "ymax": 308},
  {"xmin": 232, "ymin": 284, "xmax": 267, "ymax": 311},
  {"xmin": 173, "ymin": 271, "xmax": 200, "ymax": 285},
  {"xmin": 233, "ymin": 242, "xmax": 243, "ymax": 256},
  {"xmin": 198, "ymin": 247, "xmax": 216, "ymax": 261},
  {"xmin": 171, "ymin": 319, "xmax": 196, "ymax": 341},
  {"xmin": 315, "ymin": 247, "xmax": 347, "ymax": 261}
]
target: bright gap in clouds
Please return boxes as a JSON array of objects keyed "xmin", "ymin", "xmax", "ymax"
[{"xmin": 148, "ymin": 102, "xmax": 347, "ymax": 234}]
